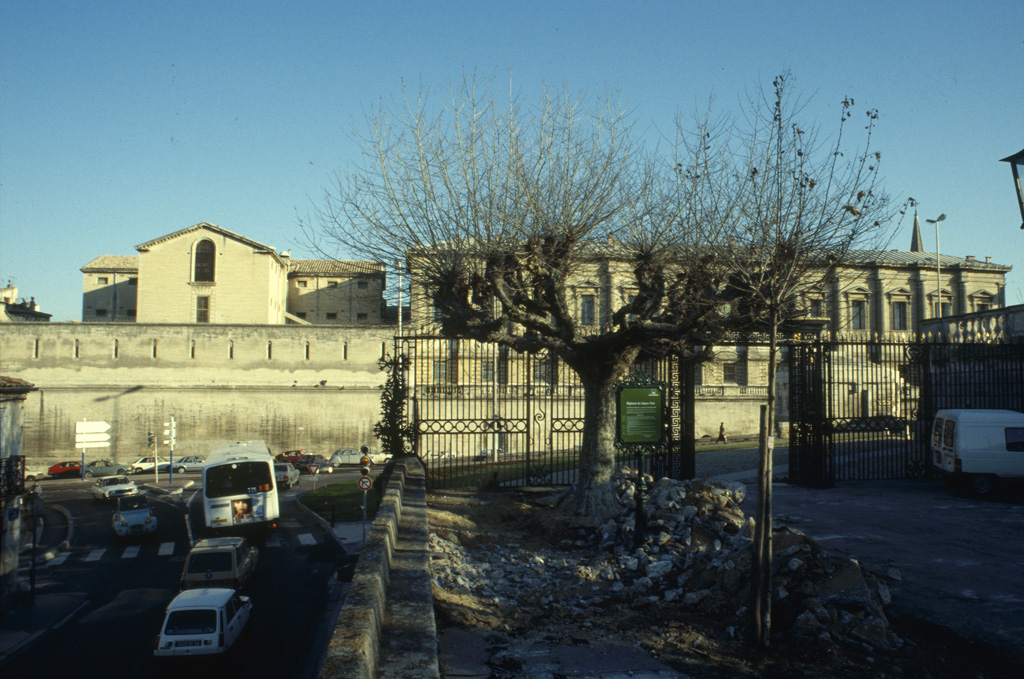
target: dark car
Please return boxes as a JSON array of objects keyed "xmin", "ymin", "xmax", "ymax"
[
  {"xmin": 48, "ymin": 460, "xmax": 82, "ymax": 478},
  {"xmin": 294, "ymin": 454, "xmax": 333, "ymax": 474}
]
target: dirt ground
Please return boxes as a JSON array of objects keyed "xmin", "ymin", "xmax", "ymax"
[{"xmin": 427, "ymin": 487, "xmax": 1024, "ymax": 679}]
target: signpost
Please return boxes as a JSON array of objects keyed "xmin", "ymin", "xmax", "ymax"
[
  {"xmin": 308, "ymin": 464, "xmax": 319, "ymax": 490},
  {"xmin": 164, "ymin": 417, "xmax": 177, "ymax": 482},
  {"xmin": 75, "ymin": 420, "xmax": 111, "ymax": 481},
  {"xmin": 614, "ymin": 373, "xmax": 667, "ymax": 548},
  {"xmin": 359, "ymin": 454, "xmax": 372, "ymax": 545}
]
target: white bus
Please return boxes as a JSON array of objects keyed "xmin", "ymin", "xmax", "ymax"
[{"xmin": 202, "ymin": 442, "xmax": 279, "ymax": 535}]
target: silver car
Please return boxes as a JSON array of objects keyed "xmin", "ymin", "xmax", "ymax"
[{"xmin": 157, "ymin": 455, "xmax": 206, "ymax": 474}]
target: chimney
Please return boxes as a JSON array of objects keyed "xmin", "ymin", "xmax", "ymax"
[{"xmin": 966, "ymin": 255, "xmax": 975, "ymax": 260}]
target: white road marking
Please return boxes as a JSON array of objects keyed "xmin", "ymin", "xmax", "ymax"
[
  {"xmin": 47, "ymin": 552, "xmax": 71, "ymax": 567},
  {"xmin": 122, "ymin": 545, "xmax": 141, "ymax": 559},
  {"xmin": 84, "ymin": 549, "xmax": 106, "ymax": 562},
  {"xmin": 297, "ymin": 533, "xmax": 317, "ymax": 546},
  {"xmin": 158, "ymin": 542, "xmax": 175, "ymax": 555}
]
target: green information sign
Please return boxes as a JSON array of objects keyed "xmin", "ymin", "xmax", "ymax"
[{"xmin": 617, "ymin": 385, "xmax": 665, "ymax": 445}]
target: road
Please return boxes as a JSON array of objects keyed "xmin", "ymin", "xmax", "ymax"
[{"xmin": 7, "ymin": 473, "xmax": 346, "ymax": 679}]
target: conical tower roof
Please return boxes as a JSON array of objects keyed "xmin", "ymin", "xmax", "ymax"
[{"xmin": 910, "ymin": 213, "xmax": 924, "ymax": 252}]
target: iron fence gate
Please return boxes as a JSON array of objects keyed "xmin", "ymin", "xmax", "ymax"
[
  {"xmin": 789, "ymin": 338, "xmax": 1024, "ymax": 486},
  {"xmin": 398, "ymin": 337, "xmax": 695, "ymax": 489}
]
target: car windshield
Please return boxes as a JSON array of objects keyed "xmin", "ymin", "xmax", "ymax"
[
  {"xmin": 102, "ymin": 477, "xmax": 127, "ymax": 486},
  {"xmin": 119, "ymin": 496, "xmax": 147, "ymax": 511},
  {"xmin": 187, "ymin": 552, "xmax": 233, "ymax": 572},
  {"xmin": 164, "ymin": 609, "xmax": 217, "ymax": 635}
]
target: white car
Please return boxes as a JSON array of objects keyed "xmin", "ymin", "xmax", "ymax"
[
  {"xmin": 330, "ymin": 447, "xmax": 391, "ymax": 467},
  {"xmin": 90, "ymin": 475, "xmax": 139, "ymax": 503},
  {"xmin": 113, "ymin": 494, "xmax": 158, "ymax": 537},
  {"xmin": 131, "ymin": 456, "xmax": 169, "ymax": 473},
  {"xmin": 274, "ymin": 462, "xmax": 300, "ymax": 489},
  {"xmin": 154, "ymin": 588, "xmax": 252, "ymax": 657}
]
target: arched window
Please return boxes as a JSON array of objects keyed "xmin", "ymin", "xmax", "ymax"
[{"xmin": 194, "ymin": 240, "xmax": 215, "ymax": 282}]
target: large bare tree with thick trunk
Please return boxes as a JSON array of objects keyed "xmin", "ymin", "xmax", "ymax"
[
  {"xmin": 304, "ymin": 78, "xmax": 743, "ymax": 519},
  {"xmin": 303, "ymin": 75, "xmax": 901, "ymax": 526}
]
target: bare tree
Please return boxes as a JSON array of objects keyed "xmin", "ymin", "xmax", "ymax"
[
  {"xmin": 700, "ymin": 73, "xmax": 902, "ymax": 647},
  {"xmin": 305, "ymin": 77, "xmax": 742, "ymax": 518},
  {"xmin": 304, "ymin": 74, "xmax": 902, "ymax": 532}
]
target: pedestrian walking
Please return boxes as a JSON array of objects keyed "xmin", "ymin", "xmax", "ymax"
[{"xmin": 717, "ymin": 422, "xmax": 727, "ymax": 445}]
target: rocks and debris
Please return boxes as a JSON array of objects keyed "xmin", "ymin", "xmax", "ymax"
[{"xmin": 428, "ymin": 467, "xmax": 1022, "ymax": 678}]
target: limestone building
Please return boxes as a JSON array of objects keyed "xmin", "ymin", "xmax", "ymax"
[{"xmin": 81, "ymin": 222, "xmax": 385, "ymax": 325}]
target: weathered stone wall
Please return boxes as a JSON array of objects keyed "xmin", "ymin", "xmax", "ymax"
[{"xmin": 0, "ymin": 323, "xmax": 394, "ymax": 462}]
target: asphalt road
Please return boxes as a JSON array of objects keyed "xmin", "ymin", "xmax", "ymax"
[
  {"xmin": 741, "ymin": 477, "xmax": 1024, "ymax": 662},
  {"xmin": 7, "ymin": 475, "xmax": 346, "ymax": 679}
]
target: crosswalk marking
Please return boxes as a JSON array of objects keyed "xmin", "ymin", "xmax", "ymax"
[
  {"xmin": 34, "ymin": 531, "xmax": 326, "ymax": 569},
  {"xmin": 48, "ymin": 552, "xmax": 71, "ymax": 567}
]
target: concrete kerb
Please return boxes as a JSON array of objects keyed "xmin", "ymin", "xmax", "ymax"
[{"xmin": 317, "ymin": 458, "xmax": 437, "ymax": 679}]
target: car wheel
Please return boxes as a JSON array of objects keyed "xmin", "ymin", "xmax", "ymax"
[
  {"xmin": 971, "ymin": 474, "xmax": 997, "ymax": 496},
  {"xmin": 176, "ymin": 466, "xmax": 186, "ymax": 474},
  {"xmin": 25, "ymin": 474, "xmax": 36, "ymax": 483},
  {"xmin": 84, "ymin": 471, "xmax": 94, "ymax": 478},
  {"xmin": 117, "ymin": 468, "xmax": 128, "ymax": 474}
]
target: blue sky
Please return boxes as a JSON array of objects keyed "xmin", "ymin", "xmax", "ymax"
[{"xmin": 2, "ymin": 1, "xmax": 1022, "ymax": 322}]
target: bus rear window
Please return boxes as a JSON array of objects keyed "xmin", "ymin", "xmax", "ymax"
[{"xmin": 205, "ymin": 461, "xmax": 273, "ymax": 498}]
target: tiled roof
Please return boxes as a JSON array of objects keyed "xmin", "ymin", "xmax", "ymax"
[
  {"xmin": 134, "ymin": 222, "xmax": 279, "ymax": 256},
  {"xmin": 0, "ymin": 375, "xmax": 36, "ymax": 390},
  {"xmin": 80, "ymin": 255, "xmax": 139, "ymax": 273},
  {"xmin": 288, "ymin": 259, "xmax": 384, "ymax": 276}
]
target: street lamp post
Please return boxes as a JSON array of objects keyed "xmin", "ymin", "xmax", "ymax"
[
  {"xmin": 926, "ymin": 214, "xmax": 946, "ymax": 317},
  {"xmin": 999, "ymin": 148, "xmax": 1024, "ymax": 230}
]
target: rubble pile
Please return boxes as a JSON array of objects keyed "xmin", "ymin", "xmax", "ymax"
[{"xmin": 429, "ymin": 467, "xmax": 902, "ymax": 659}]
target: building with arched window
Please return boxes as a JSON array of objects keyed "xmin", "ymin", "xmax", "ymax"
[{"xmin": 81, "ymin": 222, "xmax": 385, "ymax": 325}]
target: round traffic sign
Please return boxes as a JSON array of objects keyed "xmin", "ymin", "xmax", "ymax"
[{"xmin": 357, "ymin": 476, "xmax": 372, "ymax": 491}]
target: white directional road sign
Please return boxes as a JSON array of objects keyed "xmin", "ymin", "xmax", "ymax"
[
  {"xmin": 76, "ymin": 421, "xmax": 111, "ymax": 434},
  {"xmin": 76, "ymin": 433, "xmax": 111, "ymax": 444},
  {"xmin": 75, "ymin": 420, "xmax": 111, "ymax": 449},
  {"xmin": 75, "ymin": 441, "xmax": 111, "ymax": 449}
]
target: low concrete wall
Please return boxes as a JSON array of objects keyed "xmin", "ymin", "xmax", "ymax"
[{"xmin": 318, "ymin": 457, "xmax": 437, "ymax": 679}]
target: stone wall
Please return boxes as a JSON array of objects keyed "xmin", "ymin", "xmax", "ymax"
[{"xmin": 0, "ymin": 323, "xmax": 394, "ymax": 461}]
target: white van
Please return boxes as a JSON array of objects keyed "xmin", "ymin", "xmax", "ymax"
[
  {"xmin": 931, "ymin": 409, "xmax": 1024, "ymax": 495},
  {"xmin": 154, "ymin": 587, "xmax": 252, "ymax": 656}
]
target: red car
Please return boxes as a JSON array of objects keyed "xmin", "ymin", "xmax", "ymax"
[
  {"xmin": 275, "ymin": 449, "xmax": 304, "ymax": 464},
  {"xmin": 48, "ymin": 460, "xmax": 82, "ymax": 478}
]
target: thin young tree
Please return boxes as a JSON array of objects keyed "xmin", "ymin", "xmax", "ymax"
[
  {"xmin": 304, "ymin": 77, "xmax": 743, "ymax": 519},
  {"xmin": 702, "ymin": 73, "xmax": 900, "ymax": 647}
]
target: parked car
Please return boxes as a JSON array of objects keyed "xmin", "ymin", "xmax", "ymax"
[
  {"xmin": 181, "ymin": 537, "xmax": 259, "ymax": 591},
  {"xmin": 294, "ymin": 454, "xmax": 333, "ymax": 474},
  {"xmin": 330, "ymin": 447, "xmax": 391, "ymax": 466},
  {"xmin": 153, "ymin": 588, "xmax": 252, "ymax": 657},
  {"xmin": 131, "ymin": 456, "xmax": 169, "ymax": 473},
  {"xmin": 24, "ymin": 463, "xmax": 50, "ymax": 483},
  {"xmin": 474, "ymin": 448, "xmax": 506, "ymax": 461},
  {"xmin": 90, "ymin": 475, "xmax": 139, "ymax": 503},
  {"xmin": 47, "ymin": 460, "xmax": 82, "ymax": 478},
  {"xmin": 113, "ymin": 494, "xmax": 158, "ymax": 537},
  {"xmin": 82, "ymin": 459, "xmax": 131, "ymax": 477},
  {"xmin": 274, "ymin": 462, "xmax": 300, "ymax": 489},
  {"xmin": 156, "ymin": 455, "xmax": 206, "ymax": 474}
]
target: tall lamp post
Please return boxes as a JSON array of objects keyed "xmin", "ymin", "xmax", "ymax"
[
  {"xmin": 926, "ymin": 214, "xmax": 946, "ymax": 317},
  {"xmin": 999, "ymin": 148, "xmax": 1024, "ymax": 230}
]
